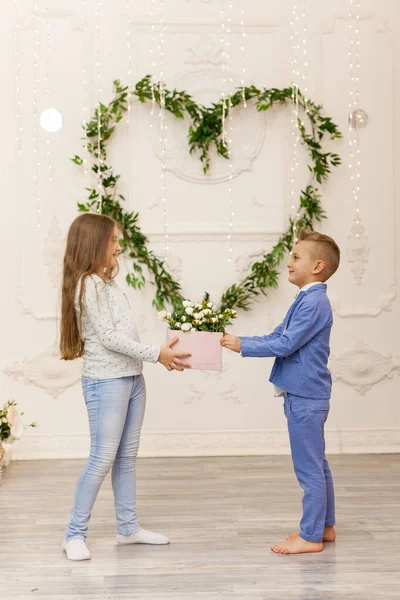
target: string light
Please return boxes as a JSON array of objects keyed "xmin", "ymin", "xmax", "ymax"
[
  {"xmin": 81, "ymin": 1, "xmax": 89, "ymax": 178},
  {"xmin": 240, "ymin": 8, "xmax": 247, "ymax": 107},
  {"xmin": 44, "ymin": 5, "xmax": 52, "ymax": 185},
  {"xmin": 94, "ymin": 2, "xmax": 102, "ymax": 97},
  {"xmin": 301, "ymin": 0, "xmax": 309, "ymax": 108},
  {"xmin": 289, "ymin": 4, "xmax": 300, "ymax": 243},
  {"xmin": 147, "ymin": 1, "xmax": 168, "ymax": 257},
  {"xmin": 227, "ymin": 3, "xmax": 235, "ymax": 262},
  {"xmin": 126, "ymin": 0, "xmax": 133, "ymax": 124},
  {"xmin": 32, "ymin": 1, "xmax": 41, "ymax": 227},
  {"xmin": 221, "ymin": 3, "xmax": 235, "ymax": 262},
  {"xmin": 225, "ymin": 4, "xmax": 234, "ymax": 94},
  {"xmin": 348, "ymin": 0, "xmax": 362, "ymax": 240},
  {"xmin": 149, "ymin": 0, "xmax": 157, "ymax": 118},
  {"xmin": 157, "ymin": 0, "xmax": 168, "ymax": 261},
  {"xmin": 220, "ymin": 4, "xmax": 227, "ymax": 146},
  {"xmin": 95, "ymin": 0, "xmax": 103, "ymax": 213},
  {"xmin": 288, "ymin": 2, "xmax": 308, "ymax": 244},
  {"xmin": 14, "ymin": 1, "xmax": 22, "ymax": 157}
]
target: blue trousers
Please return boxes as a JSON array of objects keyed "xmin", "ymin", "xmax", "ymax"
[
  {"xmin": 284, "ymin": 393, "xmax": 335, "ymax": 542},
  {"xmin": 66, "ymin": 375, "xmax": 146, "ymax": 541}
]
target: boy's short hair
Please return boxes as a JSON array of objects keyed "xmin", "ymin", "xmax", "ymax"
[{"xmin": 297, "ymin": 228, "xmax": 340, "ymax": 280}]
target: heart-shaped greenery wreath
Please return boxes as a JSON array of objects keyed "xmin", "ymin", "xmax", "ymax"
[{"xmin": 72, "ymin": 76, "xmax": 342, "ymax": 312}]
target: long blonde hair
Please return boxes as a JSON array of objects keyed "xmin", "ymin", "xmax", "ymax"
[{"xmin": 60, "ymin": 213, "xmax": 119, "ymax": 360}]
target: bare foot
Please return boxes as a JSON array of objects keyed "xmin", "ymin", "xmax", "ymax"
[
  {"xmin": 270, "ymin": 536, "xmax": 323, "ymax": 555},
  {"xmin": 286, "ymin": 525, "xmax": 336, "ymax": 543}
]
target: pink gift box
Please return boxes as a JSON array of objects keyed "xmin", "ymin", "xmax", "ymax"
[{"xmin": 167, "ymin": 329, "xmax": 223, "ymax": 371}]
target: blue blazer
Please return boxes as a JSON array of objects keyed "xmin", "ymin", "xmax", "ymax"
[{"xmin": 239, "ymin": 285, "xmax": 333, "ymax": 399}]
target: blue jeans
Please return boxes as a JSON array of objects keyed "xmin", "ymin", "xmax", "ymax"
[
  {"xmin": 284, "ymin": 393, "xmax": 335, "ymax": 543},
  {"xmin": 66, "ymin": 375, "xmax": 146, "ymax": 541}
]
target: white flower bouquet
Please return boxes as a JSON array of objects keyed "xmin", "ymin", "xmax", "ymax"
[
  {"xmin": 158, "ymin": 299, "xmax": 237, "ymax": 333},
  {"xmin": 158, "ymin": 299, "xmax": 237, "ymax": 371},
  {"xmin": 0, "ymin": 400, "xmax": 36, "ymax": 474}
]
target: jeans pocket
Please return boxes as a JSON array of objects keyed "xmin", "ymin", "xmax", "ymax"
[
  {"xmin": 287, "ymin": 398, "xmax": 311, "ymax": 424},
  {"xmin": 308, "ymin": 399, "xmax": 330, "ymax": 413},
  {"xmin": 308, "ymin": 400, "xmax": 330, "ymax": 422},
  {"xmin": 81, "ymin": 377, "xmax": 96, "ymax": 406}
]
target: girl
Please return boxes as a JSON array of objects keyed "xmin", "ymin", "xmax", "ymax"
[{"xmin": 60, "ymin": 213, "xmax": 191, "ymax": 561}]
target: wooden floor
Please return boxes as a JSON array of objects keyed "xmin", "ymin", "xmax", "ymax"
[{"xmin": 1, "ymin": 455, "xmax": 400, "ymax": 600}]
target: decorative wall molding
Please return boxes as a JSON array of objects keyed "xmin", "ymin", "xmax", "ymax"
[
  {"xmin": 203, "ymin": 362, "xmax": 229, "ymax": 382},
  {"xmin": 127, "ymin": 23, "xmax": 278, "ymax": 35},
  {"xmin": 186, "ymin": 0, "xmax": 222, "ymax": 5},
  {"xmin": 185, "ymin": 384, "xmax": 205, "ymax": 404},
  {"xmin": 149, "ymin": 68, "xmax": 267, "ymax": 183},
  {"xmin": 321, "ymin": 13, "xmax": 389, "ymax": 35},
  {"xmin": 148, "ymin": 231, "xmax": 280, "ymax": 243},
  {"xmin": 16, "ymin": 212, "xmax": 60, "ymax": 320},
  {"xmin": 183, "ymin": 365, "xmax": 242, "ymax": 404},
  {"xmin": 252, "ymin": 196, "xmax": 264, "ymax": 208},
  {"xmin": 12, "ymin": 428, "xmax": 400, "ymax": 460},
  {"xmin": 4, "ymin": 348, "xmax": 82, "ymax": 398},
  {"xmin": 220, "ymin": 383, "xmax": 241, "ymax": 404},
  {"xmin": 347, "ymin": 214, "xmax": 369, "ymax": 285},
  {"xmin": 185, "ymin": 37, "xmax": 224, "ymax": 66},
  {"xmin": 156, "ymin": 251, "xmax": 183, "ymax": 281},
  {"xmin": 322, "ymin": 14, "xmax": 397, "ymax": 317},
  {"xmin": 15, "ymin": 301, "xmax": 58, "ymax": 321},
  {"xmin": 235, "ymin": 250, "xmax": 265, "ymax": 275},
  {"xmin": 330, "ymin": 341, "xmax": 400, "ymax": 395},
  {"xmin": 44, "ymin": 217, "xmax": 64, "ymax": 289},
  {"xmin": 17, "ymin": 11, "xmax": 85, "ymax": 33},
  {"xmin": 331, "ymin": 285, "xmax": 397, "ymax": 318}
]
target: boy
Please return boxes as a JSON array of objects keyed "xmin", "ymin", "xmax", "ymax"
[{"xmin": 221, "ymin": 228, "xmax": 340, "ymax": 555}]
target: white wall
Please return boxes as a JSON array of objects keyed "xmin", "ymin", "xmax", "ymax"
[{"xmin": 1, "ymin": 0, "xmax": 400, "ymax": 459}]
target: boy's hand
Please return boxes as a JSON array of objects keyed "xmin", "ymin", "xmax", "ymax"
[{"xmin": 220, "ymin": 334, "xmax": 241, "ymax": 353}]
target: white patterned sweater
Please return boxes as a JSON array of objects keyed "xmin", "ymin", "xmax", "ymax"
[{"xmin": 75, "ymin": 274, "xmax": 160, "ymax": 379}]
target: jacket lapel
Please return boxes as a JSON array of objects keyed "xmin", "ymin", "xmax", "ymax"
[
  {"xmin": 282, "ymin": 295, "xmax": 302, "ymax": 333},
  {"xmin": 282, "ymin": 285, "xmax": 327, "ymax": 333}
]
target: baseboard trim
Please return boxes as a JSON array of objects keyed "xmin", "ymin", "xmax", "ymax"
[{"xmin": 11, "ymin": 428, "xmax": 400, "ymax": 460}]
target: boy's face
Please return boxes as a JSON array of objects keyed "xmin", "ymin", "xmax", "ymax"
[{"xmin": 287, "ymin": 241, "xmax": 324, "ymax": 288}]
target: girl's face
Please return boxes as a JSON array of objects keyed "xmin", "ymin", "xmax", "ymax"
[{"xmin": 103, "ymin": 225, "xmax": 121, "ymax": 269}]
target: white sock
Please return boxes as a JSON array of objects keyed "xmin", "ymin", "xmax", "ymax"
[
  {"xmin": 62, "ymin": 538, "xmax": 91, "ymax": 561},
  {"xmin": 116, "ymin": 528, "xmax": 170, "ymax": 545}
]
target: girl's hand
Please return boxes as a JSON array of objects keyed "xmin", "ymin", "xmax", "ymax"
[
  {"xmin": 220, "ymin": 333, "xmax": 241, "ymax": 353},
  {"xmin": 158, "ymin": 337, "xmax": 192, "ymax": 371}
]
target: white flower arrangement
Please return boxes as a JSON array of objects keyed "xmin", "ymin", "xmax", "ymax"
[
  {"xmin": 0, "ymin": 400, "xmax": 36, "ymax": 471},
  {"xmin": 158, "ymin": 298, "xmax": 237, "ymax": 333}
]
